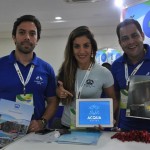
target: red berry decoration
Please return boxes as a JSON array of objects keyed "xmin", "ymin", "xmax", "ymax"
[{"xmin": 111, "ymin": 130, "xmax": 150, "ymax": 143}]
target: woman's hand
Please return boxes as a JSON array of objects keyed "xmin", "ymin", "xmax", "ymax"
[{"xmin": 57, "ymin": 80, "xmax": 73, "ymax": 98}]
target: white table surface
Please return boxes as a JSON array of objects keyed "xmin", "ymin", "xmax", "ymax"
[{"xmin": 2, "ymin": 131, "xmax": 150, "ymax": 150}]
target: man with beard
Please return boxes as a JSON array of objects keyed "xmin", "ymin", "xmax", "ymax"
[{"xmin": 0, "ymin": 15, "xmax": 59, "ymax": 132}]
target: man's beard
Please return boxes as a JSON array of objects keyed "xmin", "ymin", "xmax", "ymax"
[{"xmin": 16, "ymin": 41, "xmax": 35, "ymax": 54}]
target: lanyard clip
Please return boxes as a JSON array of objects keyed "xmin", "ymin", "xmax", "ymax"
[
  {"xmin": 23, "ymin": 86, "xmax": 26, "ymax": 95},
  {"xmin": 126, "ymin": 79, "xmax": 130, "ymax": 91}
]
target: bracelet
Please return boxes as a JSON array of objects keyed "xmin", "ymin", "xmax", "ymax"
[{"xmin": 40, "ymin": 117, "xmax": 47, "ymax": 128}]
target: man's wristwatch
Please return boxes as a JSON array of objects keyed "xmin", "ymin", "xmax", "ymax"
[{"xmin": 40, "ymin": 117, "xmax": 48, "ymax": 128}]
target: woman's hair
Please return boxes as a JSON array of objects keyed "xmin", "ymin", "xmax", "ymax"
[
  {"xmin": 102, "ymin": 62, "xmax": 111, "ymax": 71},
  {"xmin": 57, "ymin": 26, "xmax": 98, "ymax": 104}
]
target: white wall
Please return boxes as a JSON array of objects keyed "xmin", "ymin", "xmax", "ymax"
[{"xmin": 0, "ymin": 27, "xmax": 121, "ymax": 75}]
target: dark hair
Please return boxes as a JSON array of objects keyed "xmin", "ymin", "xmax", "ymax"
[
  {"xmin": 116, "ymin": 19, "xmax": 143, "ymax": 41},
  {"xmin": 102, "ymin": 62, "xmax": 111, "ymax": 71},
  {"xmin": 57, "ymin": 26, "xmax": 98, "ymax": 104},
  {"xmin": 12, "ymin": 15, "xmax": 41, "ymax": 40}
]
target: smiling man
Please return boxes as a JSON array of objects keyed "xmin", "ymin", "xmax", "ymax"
[
  {"xmin": 0, "ymin": 15, "xmax": 59, "ymax": 132},
  {"xmin": 111, "ymin": 19, "xmax": 150, "ymax": 132}
]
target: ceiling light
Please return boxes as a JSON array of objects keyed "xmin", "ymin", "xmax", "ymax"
[
  {"xmin": 114, "ymin": 0, "xmax": 123, "ymax": 8},
  {"xmin": 55, "ymin": 16, "xmax": 62, "ymax": 20},
  {"xmin": 51, "ymin": 20, "xmax": 67, "ymax": 23},
  {"xmin": 64, "ymin": 0, "xmax": 100, "ymax": 3}
]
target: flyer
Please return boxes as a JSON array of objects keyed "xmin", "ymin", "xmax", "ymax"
[
  {"xmin": 0, "ymin": 99, "xmax": 34, "ymax": 148},
  {"xmin": 57, "ymin": 130, "xmax": 101, "ymax": 145},
  {"xmin": 126, "ymin": 75, "xmax": 150, "ymax": 119}
]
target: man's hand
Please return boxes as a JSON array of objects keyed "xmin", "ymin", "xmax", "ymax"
[{"xmin": 28, "ymin": 120, "xmax": 44, "ymax": 132}]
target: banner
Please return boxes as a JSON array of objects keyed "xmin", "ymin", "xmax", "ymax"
[
  {"xmin": 95, "ymin": 48, "xmax": 122, "ymax": 65},
  {"xmin": 123, "ymin": 1, "xmax": 150, "ymax": 44}
]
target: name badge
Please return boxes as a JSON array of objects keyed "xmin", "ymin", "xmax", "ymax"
[
  {"xmin": 16, "ymin": 93, "xmax": 33, "ymax": 106},
  {"xmin": 120, "ymin": 89, "xmax": 128, "ymax": 109}
]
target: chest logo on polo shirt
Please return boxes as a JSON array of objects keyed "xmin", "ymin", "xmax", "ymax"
[
  {"xmin": 34, "ymin": 76, "xmax": 43, "ymax": 85},
  {"xmin": 85, "ymin": 79, "xmax": 94, "ymax": 88}
]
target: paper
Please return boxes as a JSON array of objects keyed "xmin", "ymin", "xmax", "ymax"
[
  {"xmin": 0, "ymin": 99, "xmax": 34, "ymax": 148},
  {"xmin": 56, "ymin": 130, "xmax": 101, "ymax": 145},
  {"xmin": 126, "ymin": 75, "xmax": 150, "ymax": 119},
  {"xmin": 24, "ymin": 131, "xmax": 60, "ymax": 143}
]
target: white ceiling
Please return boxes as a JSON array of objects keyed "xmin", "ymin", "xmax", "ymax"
[{"xmin": 0, "ymin": 0, "xmax": 147, "ymax": 38}]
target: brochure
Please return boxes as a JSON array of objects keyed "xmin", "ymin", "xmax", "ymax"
[
  {"xmin": 56, "ymin": 130, "xmax": 101, "ymax": 145},
  {"xmin": 0, "ymin": 99, "xmax": 34, "ymax": 148},
  {"xmin": 126, "ymin": 75, "xmax": 150, "ymax": 119}
]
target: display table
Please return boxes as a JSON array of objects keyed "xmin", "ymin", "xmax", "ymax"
[{"xmin": 2, "ymin": 131, "xmax": 150, "ymax": 150}]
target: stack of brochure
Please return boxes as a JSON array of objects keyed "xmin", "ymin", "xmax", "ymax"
[
  {"xmin": 56, "ymin": 130, "xmax": 101, "ymax": 145},
  {"xmin": 126, "ymin": 75, "xmax": 150, "ymax": 119},
  {"xmin": 0, "ymin": 99, "xmax": 34, "ymax": 148}
]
